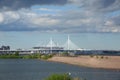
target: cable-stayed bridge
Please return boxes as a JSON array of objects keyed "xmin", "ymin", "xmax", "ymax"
[
  {"xmin": 31, "ymin": 35, "xmax": 80, "ymax": 54},
  {"xmin": 37, "ymin": 36, "xmax": 79, "ymax": 51},
  {"xmin": 63, "ymin": 35, "xmax": 79, "ymax": 50}
]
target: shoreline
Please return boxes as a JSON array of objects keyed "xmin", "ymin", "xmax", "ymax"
[{"xmin": 48, "ymin": 56, "xmax": 120, "ymax": 70}]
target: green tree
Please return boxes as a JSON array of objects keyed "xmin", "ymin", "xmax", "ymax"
[
  {"xmin": 15, "ymin": 51, "xmax": 19, "ymax": 56},
  {"xmin": 62, "ymin": 52, "xmax": 69, "ymax": 56}
]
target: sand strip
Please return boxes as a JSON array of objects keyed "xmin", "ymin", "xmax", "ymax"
[{"xmin": 48, "ymin": 56, "xmax": 120, "ymax": 70}]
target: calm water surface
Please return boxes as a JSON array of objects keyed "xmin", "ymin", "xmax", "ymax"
[{"xmin": 0, "ymin": 59, "xmax": 120, "ymax": 80}]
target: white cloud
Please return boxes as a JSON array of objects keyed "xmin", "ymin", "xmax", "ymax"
[
  {"xmin": 36, "ymin": 8, "xmax": 60, "ymax": 12},
  {"xmin": 105, "ymin": 21, "xmax": 114, "ymax": 26},
  {"xmin": 1, "ymin": 11, "xmax": 20, "ymax": 24},
  {"xmin": 4, "ymin": 11, "xmax": 20, "ymax": 19},
  {"xmin": 31, "ymin": 17, "xmax": 60, "ymax": 27},
  {"xmin": 111, "ymin": 28, "xmax": 120, "ymax": 32},
  {"xmin": 101, "ymin": 27, "xmax": 120, "ymax": 33}
]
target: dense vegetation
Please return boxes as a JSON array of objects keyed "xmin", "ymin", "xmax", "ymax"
[
  {"xmin": 23, "ymin": 53, "xmax": 53, "ymax": 59},
  {"xmin": 0, "ymin": 51, "xmax": 22, "ymax": 59},
  {"xmin": 45, "ymin": 74, "xmax": 72, "ymax": 80},
  {"xmin": 0, "ymin": 52, "xmax": 53, "ymax": 59},
  {"xmin": 44, "ymin": 73, "xmax": 83, "ymax": 80}
]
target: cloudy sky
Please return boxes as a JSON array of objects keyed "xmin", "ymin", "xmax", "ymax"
[
  {"xmin": 0, "ymin": 0, "xmax": 120, "ymax": 33},
  {"xmin": 0, "ymin": 0, "xmax": 120, "ymax": 49}
]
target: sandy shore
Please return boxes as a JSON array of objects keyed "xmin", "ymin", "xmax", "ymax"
[{"xmin": 48, "ymin": 56, "xmax": 120, "ymax": 70}]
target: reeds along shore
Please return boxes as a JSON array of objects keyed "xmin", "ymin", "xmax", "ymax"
[{"xmin": 48, "ymin": 55, "xmax": 120, "ymax": 70}]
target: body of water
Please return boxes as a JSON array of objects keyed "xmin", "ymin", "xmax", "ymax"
[{"xmin": 0, "ymin": 59, "xmax": 120, "ymax": 80}]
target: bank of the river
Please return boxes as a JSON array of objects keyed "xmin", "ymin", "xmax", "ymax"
[
  {"xmin": 48, "ymin": 56, "xmax": 120, "ymax": 70},
  {"xmin": 0, "ymin": 53, "xmax": 53, "ymax": 59}
]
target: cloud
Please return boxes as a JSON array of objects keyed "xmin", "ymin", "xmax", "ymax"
[
  {"xmin": 104, "ymin": 15, "xmax": 120, "ymax": 27},
  {"xmin": 0, "ymin": 8, "xmax": 119, "ymax": 33},
  {"xmin": 69, "ymin": 0, "xmax": 120, "ymax": 12},
  {"xmin": 0, "ymin": 0, "xmax": 120, "ymax": 33},
  {"xmin": 31, "ymin": 17, "xmax": 60, "ymax": 26},
  {"xmin": 110, "ymin": 15, "xmax": 120, "ymax": 26},
  {"xmin": 1, "ymin": 11, "xmax": 20, "ymax": 24},
  {"xmin": 0, "ymin": 9, "xmax": 60, "ymax": 31},
  {"xmin": 89, "ymin": 0, "xmax": 120, "ymax": 12},
  {"xmin": 0, "ymin": 0, "xmax": 68, "ymax": 10},
  {"xmin": 35, "ymin": 8, "xmax": 61, "ymax": 12},
  {"xmin": 103, "ymin": 15, "xmax": 120, "ymax": 32},
  {"xmin": 0, "ymin": 13, "xmax": 4, "ymax": 23}
]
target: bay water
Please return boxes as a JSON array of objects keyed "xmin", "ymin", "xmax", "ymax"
[{"xmin": 0, "ymin": 59, "xmax": 119, "ymax": 80}]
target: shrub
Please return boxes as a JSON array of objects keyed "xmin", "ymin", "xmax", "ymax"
[
  {"xmin": 14, "ymin": 51, "xmax": 19, "ymax": 56},
  {"xmin": 44, "ymin": 74, "xmax": 83, "ymax": 80},
  {"xmin": 96, "ymin": 55, "xmax": 99, "ymax": 59},
  {"xmin": 41, "ymin": 54, "xmax": 53, "ymax": 60},
  {"xmin": 45, "ymin": 74, "xmax": 72, "ymax": 80},
  {"xmin": 100, "ymin": 56, "xmax": 104, "ymax": 59},
  {"xmin": 61, "ymin": 52, "xmax": 69, "ymax": 56},
  {"xmin": 105, "ymin": 56, "xmax": 108, "ymax": 59},
  {"xmin": 90, "ymin": 55, "xmax": 94, "ymax": 58}
]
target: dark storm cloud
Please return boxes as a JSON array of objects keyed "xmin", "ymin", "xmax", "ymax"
[{"xmin": 0, "ymin": 0, "xmax": 68, "ymax": 10}]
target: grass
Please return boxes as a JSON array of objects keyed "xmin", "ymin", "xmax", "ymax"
[
  {"xmin": 44, "ymin": 73, "xmax": 84, "ymax": 80},
  {"xmin": 44, "ymin": 73, "xmax": 86, "ymax": 80}
]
